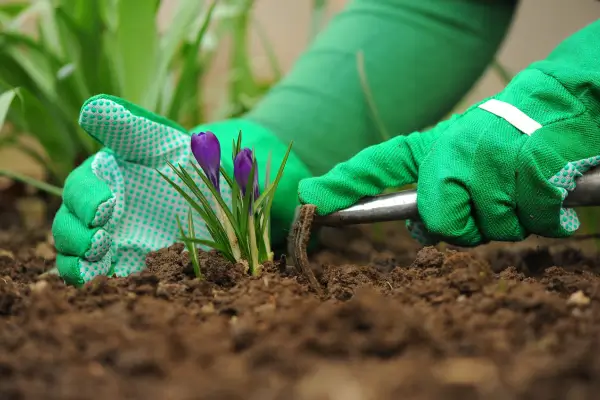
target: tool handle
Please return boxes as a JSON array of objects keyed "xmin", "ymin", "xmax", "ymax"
[{"xmin": 313, "ymin": 166, "xmax": 600, "ymax": 227}]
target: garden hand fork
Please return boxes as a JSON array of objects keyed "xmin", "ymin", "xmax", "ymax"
[{"xmin": 289, "ymin": 167, "xmax": 600, "ymax": 294}]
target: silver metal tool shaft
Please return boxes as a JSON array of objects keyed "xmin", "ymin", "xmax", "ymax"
[{"xmin": 313, "ymin": 166, "xmax": 600, "ymax": 227}]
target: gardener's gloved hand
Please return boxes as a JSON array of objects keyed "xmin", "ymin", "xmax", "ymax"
[
  {"xmin": 51, "ymin": 94, "xmax": 306, "ymax": 286},
  {"xmin": 299, "ymin": 21, "xmax": 600, "ymax": 246}
]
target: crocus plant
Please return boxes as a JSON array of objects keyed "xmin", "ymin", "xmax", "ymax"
[{"xmin": 160, "ymin": 131, "xmax": 292, "ymax": 277}]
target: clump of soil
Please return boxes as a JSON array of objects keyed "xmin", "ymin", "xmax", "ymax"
[{"xmin": 2, "ymin": 221, "xmax": 600, "ymax": 399}]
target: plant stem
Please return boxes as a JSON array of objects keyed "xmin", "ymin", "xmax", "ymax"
[
  {"xmin": 217, "ymin": 203, "xmax": 242, "ymax": 261},
  {"xmin": 248, "ymin": 213, "xmax": 260, "ymax": 274},
  {"xmin": 262, "ymin": 152, "xmax": 273, "ymax": 261},
  {"xmin": 186, "ymin": 211, "xmax": 203, "ymax": 279},
  {"xmin": 261, "ymin": 214, "xmax": 273, "ymax": 261},
  {"xmin": 0, "ymin": 168, "xmax": 63, "ymax": 196}
]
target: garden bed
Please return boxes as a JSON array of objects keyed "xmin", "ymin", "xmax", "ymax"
[{"xmin": 2, "ymin": 207, "xmax": 600, "ymax": 399}]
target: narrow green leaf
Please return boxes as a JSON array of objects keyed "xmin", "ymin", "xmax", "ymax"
[
  {"xmin": 0, "ymin": 88, "xmax": 17, "ymax": 131},
  {"xmin": 160, "ymin": 167, "xmax": 221, "ymax": 228},
  {"xmin": 0, "ymin": 31, "xmax": 62, "ymax": 104},
  {"xmin": 181, "ymin": 211, "xmax": 202, "ymax": 277},
  {"xmin": 5, "ymin": 2, "xmax": 42, "ymax": 31},
  {"xmin": 229, "ymin": 172, "xmax": 240, "ymax": 226},
  {"xmin": 252, "ymin": 18, "xmax": 281, "ymax": 80},
  {"xmin": 181, "ymin": 237, "xmax": 235, "ymax": 262},
  {"xmin": 187, "ymin": 161, "xmax": 244, "ymax": 241},
  {"xmin": 255, "ymin": 141, "xmax": 292, "ymax": 210},
  {"xmin": 167, "ymin": 0, "xmax": 218, "ymax": 122},
  {"xmin": 263, "ymin": 151, "xmax": 272, "ymax": 188},
  {"xmin": 98, "ymin": 0, "xmax": 119, "ymax": 32},
  {"xmin": 0, "ymin": 2, "xmax": 29, "ymax": 18},
  {"xmin": 160, "ymin": 169, "xmax": 233, "ymax": 258},
  {"xmin": 159, "ymin": 169, "xmax": 213, "ymax": 223},
  {"xmin": 54, "ymin": 5, "xmax": 103, "ymax": 97},
  {"xmin": 109, "ymin": 0, "xmax": 159, "ymax": 107},
  {"xmin": 219, "ymin": 166, "xmax": 234, "ymax": 189},
  {"xmin": 228, "ymin": 0, "xmax": 259, "ymax": 116},
  {"xmin": 164, "ymin": 162, "xmax": 233, "ymax": 251},
  {"xmin": 145, "ymin": 0, "xmax": 206, "ymax": 111},
  {"xmin": 0, "ymin": 32, "xmax": 86, "ymax": 146},
  {"xmin": 3, "ymin": 86, "xmax": 76, "ymax": 180},
  {"xmin": 185, "ymin": 162, "xmax": 250, "ymax": 258},
  {"xmin": 0, "ymin": 168, "xmax": 63, "ymax": 196},
  {"xmin": 37, "ymin": 0, "xmax": 65, "ymax": 59},
  {"xmin": 65, "ymin": 1, "xmax": 116, "ymax": 96}
]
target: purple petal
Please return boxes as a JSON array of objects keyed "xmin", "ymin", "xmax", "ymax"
[
  {"xmin": 234, "ymin": 148, "xmax": 260, "ymax": 199},
  {"xmin": 191, "ymin": 131, "xmax": 221, "ymax": 190}
]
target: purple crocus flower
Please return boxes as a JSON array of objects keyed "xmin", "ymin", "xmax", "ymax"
[
  {"xmin": 190, "ymin": 131, "xmax": 221, "ymax": 190},
  {"xmin": 234, "ymin": 148, "xmax": 260, "ymax": 200}
]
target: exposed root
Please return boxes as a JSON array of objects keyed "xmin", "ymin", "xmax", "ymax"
[{"xmin": 289, "ymin": 205, "xmax": 323, "ymax": 296}]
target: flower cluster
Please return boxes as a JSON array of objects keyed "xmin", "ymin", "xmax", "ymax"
[{"xmin": 161, "ymin": 131, "xmax": 292, "ymax": 277}]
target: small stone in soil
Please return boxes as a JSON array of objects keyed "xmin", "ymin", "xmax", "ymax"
[{"xmin": 567, "ymin": 290, "xmax": 590, "ymax": 307}]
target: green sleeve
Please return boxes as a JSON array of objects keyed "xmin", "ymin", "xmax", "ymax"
[
  {"xmin": 245, "ymin": 0, "xmax": 518, "ymax": 176},
  {"xmin": 202, "ymin": 0, "xmax": 518, "ymax": 247}
]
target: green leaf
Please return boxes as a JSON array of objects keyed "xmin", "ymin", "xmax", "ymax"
[
  {"xmin": 108, "ymin": 0, "xmax": 159, "ymax": 107},
  {"xmin": 181, "ymin": 237, "xmax": 234, "ymax": 262},
  {"xmin": 0, "ymin": 88, "xmax": 17, "ymax": 131},
  {"xmin": 228, "ymin": 0, "xmax": 259, "ymax": 117},
  {"xmin": 219, "ymin": 165, "xmax": 234, "ymax": 189},
  {"xmin": 187, "ymin": 161, "xmax": 246, "ymax": 247},
  {"xmin": 162, "ymin": 162, "xmax": 233, "ymax": 254},
  {"xmin": 176, "ymin": 212, "xmax": 202, "ymax": 278},
  {"xmin": 3, "ymin": 85, "xmax": 76, "ymax": 181},
  {"xmin": 161, "ymin": 179, "xmax": 234, "ymax": 261},
  {"xmin": 36, "ymin": 0, "xmax": 65, "ymax": 59},
  {"xmin": 0, "ymin": 31, "xmax": 62, "ymax": 102},
  {"xmin": 146, "ymin": 0, "xmax": 206, "ymax": 112},
  {"xmin": 166, "ymin": 0, "xmax": 218, "ymax": 123},
  {"xmin": 0, "ymin": 1, "xmax": 29, "ymax": 18},
  {"xmin": 54, "ymin": 4, "xmax": 104, "ymax": 97},
  {"xmin": 255, "ymin": 141, "xmax": 292, "ymax": 210},
  {"xmin": 0, "ymin": 31, "xmax": 87, "ymax": 144},
  {"xmin": 0, "ymin": 168, "xmax": 63, "ymax": 197},
  {"xmin": 253, "ymin": 18, "xmax": 281, "ymax": 81}
]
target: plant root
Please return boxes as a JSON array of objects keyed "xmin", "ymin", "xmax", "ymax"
[{"xmin": 288, "ymin": 204, "xmax": 323, "ymax": 296}]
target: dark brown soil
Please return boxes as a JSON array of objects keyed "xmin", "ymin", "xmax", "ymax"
[{"xmin": 3, "ymin": 219, "xmax": 600, "ymax": 399}]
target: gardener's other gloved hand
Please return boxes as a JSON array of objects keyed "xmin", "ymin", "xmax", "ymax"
[
  {"xmin": 51, "ymin": 95, "xmax": 307, "ymax": 286},
  {"xmin": 299, "ymin": 20, "xmax": 600, "ymax": 246}
]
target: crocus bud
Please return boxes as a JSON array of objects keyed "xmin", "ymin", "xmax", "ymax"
[
  {"xmin": 234, "ymin": 148, "xmax": 260, "ymax": 200},
  {"xmin": 191, "ymin": 131, "xmax": 221, "ymax": 190}
]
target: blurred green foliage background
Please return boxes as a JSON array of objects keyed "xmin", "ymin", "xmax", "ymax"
[{"xmin": 0, "ymin": 0, "xmax": 288, "ymax": 192}]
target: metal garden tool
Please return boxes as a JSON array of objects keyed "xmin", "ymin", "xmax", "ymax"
[{"xmin": 289, "ymin": 166, "xmax": 600, "ymax": 294}]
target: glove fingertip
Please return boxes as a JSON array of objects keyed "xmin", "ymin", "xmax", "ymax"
[
  {"xmin": 298, "ymin": 177, "xmax": 356, "ymax": 216},
  {"xmin": 55, "ymin": 254, "xmax": 85, "ymax": 287}
]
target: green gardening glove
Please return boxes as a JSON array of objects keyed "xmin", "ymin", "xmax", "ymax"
[
  {"xmin": 52, "ymin": 94, "xmax": 308, "ymax": 286},
  {"xmin": 299, "ymin": 20, "xmax": 600, "ymax": 246}
]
